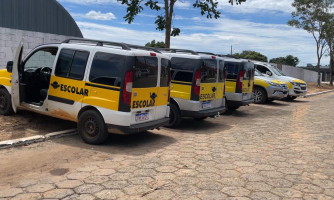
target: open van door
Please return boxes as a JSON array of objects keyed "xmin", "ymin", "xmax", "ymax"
[{"xmin": 11, "ymin": 41, "xmax": 24, "ymax": 113}]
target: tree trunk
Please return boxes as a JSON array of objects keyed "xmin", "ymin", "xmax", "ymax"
[
  {"xmin": 317, "ymin": 60, "xmax": 321, "ymax": 87},
  {"xmin": 164, "ymin": 0, "xmax": 170, "ymax": 48},
  {"xmin": 330, "ymin": 54, "xmax": 334, "ymax": 86}
]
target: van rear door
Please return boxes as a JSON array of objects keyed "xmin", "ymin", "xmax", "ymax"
[
  {"xmin": 131, "ymin": 56, "xmax": 159, "ymax": 124},
  {"xmin": 242, "ymin": 62, "xmax": 254, "ymax": 94},
  {"xmin": 200, "ymin": 59, "xmax": 218, "ymax": 109},
  {"xmin": 155, "ymin": 58, "xmax": 170, "ymax": 120}
]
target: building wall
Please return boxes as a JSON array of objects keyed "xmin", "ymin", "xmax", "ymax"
[
  {"xmin": 273, "ymin": 63, "xmax": 318, "ymax": 83},
  {"xmin": 0, "ymin": 27, "xmax": 74, "ymax": 68}
]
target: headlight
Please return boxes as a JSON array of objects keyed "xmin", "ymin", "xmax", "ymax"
[
  {"xmin": 266, "ymin": 81, "xmax": 281, "ymax": 87},
  {"xmin": 290, "ymin": 82, "xmax": 298, "ymax": 86}
]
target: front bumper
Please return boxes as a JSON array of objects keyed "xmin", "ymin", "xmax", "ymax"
[
  {"xmin": 181, "ymin": 105, "xmax": 226, "ymax": 118},
  {"xmin": 289, "ymin": 85, "xmax": 307, "ymax": 97},
  {"xmin": 267, "ymin": 85, "xmax": 289, "ymax": 100},
  {"xmin": 106, "ymin": 118, "xmax": 169, "ymax": 134}
]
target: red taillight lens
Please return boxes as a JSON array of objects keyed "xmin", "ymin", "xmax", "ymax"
[
  {"xmin": 123, "ymin": 70, "xmax": 133, "ymax": 105},
  {"xmin": 194, "ymin": 70, "xmax": 201, "ymax": 96},
  {"xmin": 223, "ymin": 83, "xmax": 226, "ymax": 95},
  {"xmin": 237, "ymin": 70, "xmax": 244, "ymax": 90},
  {"xmin": 150, "ymin": 52, "xmax": 156, "ymax": 57}
]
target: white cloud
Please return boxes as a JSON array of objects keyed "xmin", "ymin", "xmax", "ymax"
[
  {"xmin": 77, "ymin": 19, "xmax": 329, "ymax": 66},
  {"xmin": 218, "ymin": 0, "xmax": 294, "ymax": 14},
  {"xmin": 85, "ymin": 11, "xmax": 116, "ymax": 20},
  {"xmin": 58, "ymin": 0, "xmax": 117, "ymax": 4},
  {"xmin": 175, "ymin": 1, "xmax": 191, "ymax": 9}
]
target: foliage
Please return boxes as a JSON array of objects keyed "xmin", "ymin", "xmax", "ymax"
[
  {"xmin": 270, "ymin": 55, "xmax": 300, "ymax": 66},
  {"xmin": 145, "ymin": 40, "xmax": 166, "ymax": 48},
  {"xmin": 288, "ymin": 0, "xmax": 334, "ymax": 86},
  {"xmin": 323, "ymin": 13, "xmax": 334, "ymax": 85},
  {"xmin": 233, "ymin": 50, "xmax": 268, "ymax": 62},
  {"xmin": 116, "ymin": 0, "xmax": 246, "ymax": 47}
]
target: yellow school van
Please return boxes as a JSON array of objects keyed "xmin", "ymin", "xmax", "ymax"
[
  {"xmin": 219, "ymin": 56, "xmax": 254, "ymax": 110},
  {"xmin": 0, "ymin": 39, "xmax": 170, "ymax": 144},
  {"xmin": 160, "ymin": 49, "xmax": 226, "ymax": 128}
]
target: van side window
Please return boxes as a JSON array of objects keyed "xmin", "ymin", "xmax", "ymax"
[
  {"xmin": 89, "ymin": 52, "xmax": 125, "ymax": 87},
  {"xmin": 161, "ymin": 58, "xmax": 171, "ymax": 87},
  {"xmin": 173, "ymin": 71, "xmax": 193, "ymax": 83},
  {"xmin": 55, "ymin": 49, "xmax": 89, "ymax": 80},
  {"xmin": 202, "ymin": 59, "xmax": 217, "ymax": 83},
  {"xmin": 133, "ymin": 56, "xmax": 158, "ymax": 88},
  {"xmin": 218, "ymin": 60, "xmax": 225, "ymax": 82},
  {"xmin": 255, "ymin": 65, "xmax": 269, "ymax": 74},
  {"xmin": 225, "ymin": 62, "xmax": 239, "ymax": 80}
]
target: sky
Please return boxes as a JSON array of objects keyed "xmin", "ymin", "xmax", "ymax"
[{"xmin": 57, "ymin": 0, "xmax": 330, "ymax": 66}]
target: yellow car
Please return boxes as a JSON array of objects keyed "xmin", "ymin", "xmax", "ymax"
[{"xmin": 254, "ymin": 70, "xmax": 289, "ymax": 104}]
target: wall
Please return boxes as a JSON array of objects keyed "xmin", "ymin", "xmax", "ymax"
[
  {"xmin": 0, "ymin": 27, "xmax": 73, "ymax": 68},
  {"xmin": 273, "ymin": 63, "xmax": 318, "ymax": 83}
]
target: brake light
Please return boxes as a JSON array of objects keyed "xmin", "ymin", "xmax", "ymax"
[
  {"xmin": 150, "ymin": 52, "xmax": 156, "ymax": 57},
  {"xmin": 212, "ymin": 56, "xmax": 216, "ymax": 59},
  {"xmin": 194, "ymin": 70, "xmax": 201, "ymax": 96},
  {"xmin": 123, "ymin": 70, "xmax": 133, "ymax": 105},
  {"xmin": 237, "ymin": 70, "xmax": 244, "ymax": 90},
  {"xmin": 223, "ymin": 83, "xmax": 226, "ymax": 95}
]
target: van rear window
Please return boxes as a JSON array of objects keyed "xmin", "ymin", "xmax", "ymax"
[
  {"xmin": 218, "ymin": 60, "xmax": 225, "ymax": 83},
  {"xmin": 225, "ymin": 62, "xmax": 240, "ymax": 80},
  {"xmin": 171, "ymin": 57, "xmax": 202, "ymax": 71},
  {"xmin": 202, "ymin": 59, "xmax": 217, "ymax": 83},
  {"xmin": 161, "ymin": 58, "xmax": 171, "ymax": 87},
  {"xmin": 173, "ymin": 70, "xmax": 193, "ymax": 83},
  {"xmin": 133, "ymin": 56, "xmax": 158, "ymax": 88},
  {"xmin": 89, "ymin": 52, "xmax": 126, "ymax": 87}
]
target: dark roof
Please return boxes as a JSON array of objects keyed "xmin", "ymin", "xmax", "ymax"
[{"xmin": 0, "ymin": 0, "xmax": 83, "ymax": 37}]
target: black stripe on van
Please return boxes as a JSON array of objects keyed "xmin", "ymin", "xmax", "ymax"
[
  {"xmin": 85, "ymin": 83, "xmax": 121, "ymax": 91},
  {"xmin": 48, "ymin": 95, "xmax": 75, "ymax": 105}
]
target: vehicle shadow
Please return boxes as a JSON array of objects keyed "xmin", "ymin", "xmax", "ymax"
[
  {"xmin": 279, "ymin": 99, "xmax": 309, "ymax": 103},
  {"xmin": 262, "ymin": 101, "xmax": 290, "ymax": 107},
  {"xmin": 163, "ymin": 118, "xmax": 233, "ymax": 134},
  {"xmin": 222, "ymin": 109, "xmax": 253, "ymax": 117}
]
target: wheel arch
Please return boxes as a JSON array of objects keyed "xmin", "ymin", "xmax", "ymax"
[
  {"xmin": 77, "ymin": 105, "xmax": 102, "ymax": 120},
  {"xmin": 169, "ymin": 97, "xmax": 181, "ymax": 112},
  {"xmin": 254, "ymin": 85, "xmax": 268, "ymax": 97}
]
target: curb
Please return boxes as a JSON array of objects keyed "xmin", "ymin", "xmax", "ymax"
[
  {"xmin": 303, "ymin": 90, "xmax": 334, "ymax": 98},
  {"xmin": 0, "ymin": 129, "xmax": 77, "ymax": 150}
]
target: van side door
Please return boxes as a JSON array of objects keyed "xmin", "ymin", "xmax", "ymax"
[
  {"xmin": 11, "ymin": 41, "xmax": 24, "ymax": 113},
  {"xmin": 47, "ymin": 48, "xmax": 90, "ymax": 121}
]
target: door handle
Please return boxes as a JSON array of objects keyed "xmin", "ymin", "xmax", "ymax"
[{"xmin": 51, "ymin": 81, "xmax": 60, "ymax": 89}]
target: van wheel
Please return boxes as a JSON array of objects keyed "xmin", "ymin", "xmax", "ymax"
[
  {"xmin": 0, "ymin": 88, "xmax": 14, "ymax": 116},
  {"xmin": 78, "ymin": 110, "xmax": 108, "ymax": 145},
  {"xmin": 227, "ymin": 105, "xmax": 240, "ymax": 111},
  {"xmin": 254, "ymin": 87, "xmax": 267, "ymax": 104},
  {"xmin": 165, "ymin": 104, "xmax": 181, "ymax": 128}
]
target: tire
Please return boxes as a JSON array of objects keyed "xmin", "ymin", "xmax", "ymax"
[
  {"xmin": 227, "ymin": 105, "xmax": 240, "ymax": 111},
  {"xmin": 165, "ymin": 104, "xmax": 181, "ymax": 128},
  {"xmin": 287, "ymin": 95, "xmax": 297, "ymax": 100},
  {"xmin": 194, "ymin": 117, "xmax": 207, "ymax": 121},
  {"xmin": 254, "ymin": 87, "xmax": 267, "ymax": 104},
  {"xmin": 0, "ymin": 88, "xmax": 14, "ymax": 116},
  {"xmin": 78, "ymin": 110, "xmax": 108, "ymax": 145}
]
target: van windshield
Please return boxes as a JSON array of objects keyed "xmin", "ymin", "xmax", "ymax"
[
  {"xmin": 202, "ymin": 59, "xmax": 217, "ymax": 83},
  {"xmin": 271, "ymin": 65, "xmax": 285, "ymax": 76},
  {"xmin": 133, "ymin": 56, "xmax": 158, "ymax": 88}
]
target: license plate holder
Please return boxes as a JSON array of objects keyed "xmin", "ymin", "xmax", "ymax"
[
  {"xmin": 135, "ymin": 113, "xmax": 149, "ymax": 122},
  {"xmin": 202, "ymin": 101, "xmax": 212, "ymax": 109},
  {"xmin": 242, "ymin": 93, "xmax": 249, "ymax": 100}
]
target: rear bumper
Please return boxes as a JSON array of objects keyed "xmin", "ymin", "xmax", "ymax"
[
  {"xmin": 225, "ymin": 92, "xmax": 254, "ymax": 106},
  {"xmin": 106, "ymin": 118, "xmax": 169, "ymax": 134},
  {"xmin": 181, "ymin": 106, "xmax": 226, "ymax": 118}
]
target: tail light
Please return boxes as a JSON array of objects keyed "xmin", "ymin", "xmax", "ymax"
[
  {"xmin": 237, "ymin": 70, "xmax": 244, "ymax": 90},
  {"xmin": 123, "ymin": 70, "xmax": 133, "ymax": 105},
  {"xmin": 194, "ymin": 70, "xmax": 201, "ymax": 96}
]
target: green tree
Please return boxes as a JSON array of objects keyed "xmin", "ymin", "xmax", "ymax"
[
  {"xmin": 323, "ymin": 13, "xmax": 334, "ymax": 85},
  {"xmin": 117, "ymin": 0, "xmax": 246, "ymax": 48},
  {"xmin": 234, "ymin": 50, "xmax": 268, "ymax": 62},
  {"xmin": 270, "ymin": 55, "xmax": 300, "ymax": 66},
  {"xmin": 145, "ymin": 40, "xmax": 166, "ymax": 48},
  {"xmin": 288, "ymin": 0, "xmax": 334, "ymax": 87}
]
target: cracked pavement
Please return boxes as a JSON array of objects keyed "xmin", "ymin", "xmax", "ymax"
[{"xmin": 0, "ymin": 93, "xmax": 334, "ymax": 199}]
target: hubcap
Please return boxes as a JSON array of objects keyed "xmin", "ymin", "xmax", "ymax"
[
  {"xmin": 84, "ymin": 117, "xmax": 98, "ymax": 137},
  {"xmin": 254, "ymin": 90, "xmax": 263, "ymax": 103}
]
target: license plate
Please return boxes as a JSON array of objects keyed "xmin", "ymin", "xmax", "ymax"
[
  {"xmin": 202, "ymin": 102, "xmax": 212, "ymax": 109},
  {"xmin": 135, "ymin": 113, "xmax": 149, "ymax": 122}
]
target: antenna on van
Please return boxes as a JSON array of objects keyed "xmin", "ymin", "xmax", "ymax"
[
  {"xmin": 158, "ymin": 48, "xmax": 198, "ymax": 55},
  {"xmin": 62, "ymin": 38, "xmax": 131, "ymax": 50}
]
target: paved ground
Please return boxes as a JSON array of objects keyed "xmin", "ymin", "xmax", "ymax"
[{"xmin": 0, "ymin": 93, "xmax": 334, "ymax": 200}]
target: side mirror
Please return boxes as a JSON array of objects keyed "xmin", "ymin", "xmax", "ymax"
[
  {"xmin": 6, "ymin": 61, "xmax": 13, "ymax": 73},
  {"xmin": 266, "ymin": 71, "xmax": 272, "ymax": 76}
]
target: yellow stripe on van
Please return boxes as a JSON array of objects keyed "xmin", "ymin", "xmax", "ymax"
[
  {"xmin": 170, "ymin": 83, "xmax": 191, "ymax": 100},
  {"xmin": 200, "ymin": 83, "xmax": 218, "ymax": 101},
  {"xmin": 217, "ymin": 82, "xmax": 225, "ymax": 99},
  {"xmin": 131, "ymin": 87, "xmax": 158, "ymax": 109},
  {"xmin": 225, "ymin": 80, "xmax": 236, "ymax": 93},
  {"xmin": 0, "ymin": 69, "xmax": 11, "ymax": 87},
  {"xmin": 49, "ymin": 76, "xmax": 86, "ymax": 103},
  {"xmin": 156, "ymin": 87, "xmax": 169, "ymax": 106},
  {"xmin": 242, "ymin": 80, "xmax": 254, "ymax": 93}
]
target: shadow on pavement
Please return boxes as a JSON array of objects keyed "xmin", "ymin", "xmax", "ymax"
[{"xmin": 222, "ymin": 109, "xmax": 253, "ymax": 117}]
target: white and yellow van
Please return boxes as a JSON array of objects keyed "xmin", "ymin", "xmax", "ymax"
[
  {"xmin": 0, "ymin": 39, "xmax": 170, "ymax": 144},
  {"xmin": 159, "ymin": 49, "xmax": 226, "ymax": 128},
  {"xmin": 219, "ymin": 56, "xmax": 254, "ymax": 110}
]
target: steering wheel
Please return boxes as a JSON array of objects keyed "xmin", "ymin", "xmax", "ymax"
[{"xmin": 40, "ymin": 67, "xmax": 52, "ymax": 82}]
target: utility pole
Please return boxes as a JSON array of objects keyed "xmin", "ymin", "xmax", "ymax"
[{"xmin": 230, "ymin": 45, "xmax": 233, "ymax": 55}]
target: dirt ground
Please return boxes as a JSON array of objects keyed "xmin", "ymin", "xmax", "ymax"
[
  {"xmin": 0, "ymin": 111, "xmax": 76, "ymax": 142},
  {"xmin": 307, "ymin": 82, "xmax": 334, "ymax": 94}
]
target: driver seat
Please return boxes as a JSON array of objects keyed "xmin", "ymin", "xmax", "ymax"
[{"xmin": 40, "ymin": 89, "xmax": 48, "ymax": 101}]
